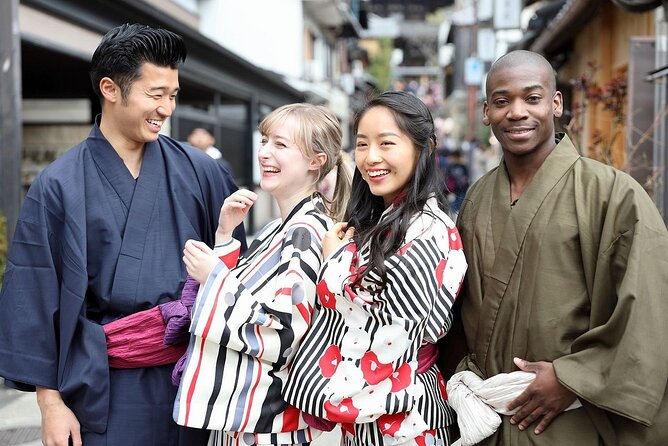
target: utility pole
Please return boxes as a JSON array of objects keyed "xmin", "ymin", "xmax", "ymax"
[
  {"xmin": 466, "ymin": 0, "xmax": 479, "ymax": 142},
  {"xmin": 0, "ymin": 0, "xmax": 22, "ymax": 239}
]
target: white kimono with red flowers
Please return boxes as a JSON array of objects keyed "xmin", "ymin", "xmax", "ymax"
[{"xmin": 285, "ymin": 198, "xmax": 467, "ymax": 446}]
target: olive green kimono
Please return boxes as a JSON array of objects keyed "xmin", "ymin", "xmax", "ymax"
[{"xmin": 455, "ymin": 135, "xmax": 668, "ymax": 445}]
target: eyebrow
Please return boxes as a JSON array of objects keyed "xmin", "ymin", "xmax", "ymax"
[
  {"xmin": 356, "ymin": 132, "xmax": 401, "ymax": 139},
  {"xmin": 147, "ymin": 86, "xmax": 180, "ymax": 93},
  {"xmin": 269, "ymin": 134, "xmax": 294, "ymax": 144},
  {"xmin": 491, "ymin": 84, "xmax": 545, "ymax": 96}
]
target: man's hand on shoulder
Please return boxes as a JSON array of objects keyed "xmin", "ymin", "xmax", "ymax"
[{"xmin": 507, "ymin": 357, "xmax": 577, "ymax": 435}]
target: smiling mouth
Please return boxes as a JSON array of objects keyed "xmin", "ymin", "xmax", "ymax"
[
  {"xmin": 367, "ymin": 169, "xmax": 390, "ymax": 178},
  {"xmin": 506, "ymin": 128, "xmax": 534, "ymax": 135},
  {"xmin": 263, "ymin": 167, "xmax": 280, "ymax": 173},
  {"xmin": 147, "ymin": 119, "xmax": 163, "ymax": 129}
]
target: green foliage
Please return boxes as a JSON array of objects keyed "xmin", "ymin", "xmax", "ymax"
[
  {"xmin": 0, "ymin": 211, "xmax": 6, "ymax": 287},
  {"xmin": 368, "ymin": 37, "xmax": 394, "ymax": 92}
]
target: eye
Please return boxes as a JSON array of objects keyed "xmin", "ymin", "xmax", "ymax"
[
  {"xmin": 355, "ymin": 141, "xmax": 368, "ymax": 149},
  {"xmin": 493, "ymin": 98, "xmax": 509, "ymax": 106},
  {"xmin": 526, "ymin": 95, "xmax": 542, "ymax": 103},
  {"xmin": 380, "ymin": 140, "xmax": 395, "ymax": 146},
  {"xmin": 261, "ymin": 137, "xmax": 268, "ymax": 145}
]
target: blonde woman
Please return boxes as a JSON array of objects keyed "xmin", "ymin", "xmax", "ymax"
[{"xmin": 174, "ymin": 103, "xmax": 350, "ymax": 446}]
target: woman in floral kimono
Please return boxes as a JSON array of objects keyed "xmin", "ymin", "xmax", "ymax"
[
  {"xmin": 285, "ymin": 91, "xmax": 468, "ymax": 446},
  {"xmin": 174, "ymin": 103, "xmax": 351, "ymax": 446}
]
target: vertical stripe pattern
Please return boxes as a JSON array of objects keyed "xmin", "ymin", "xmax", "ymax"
[
  {"xmin": 175, "ymin": 196, "xmax": 330, "ymax": 443},
  {"xmin": 285, "ymin": 198, "xmax": 467, "ymax": 445}
]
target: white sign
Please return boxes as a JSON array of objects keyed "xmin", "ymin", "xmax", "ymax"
[
  {"xmin": 493, "ymin": 0, "xmax": 522, "ymax": 29},
  {"xmin": 477, "ymin": 28, "xmax": 497, "ymax": 62},
  {"xmin": 465, "ymin": 57, "xmax": 485, "ymax": 86}
]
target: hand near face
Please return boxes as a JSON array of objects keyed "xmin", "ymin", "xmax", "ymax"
[
  {"xmin": 322, "ymin": 222, "xmax": 355, "ymax": 259},
  {"xmin": 183, "ymin": 239, "xmax": 220, "ymax": 284},
  {"xmin": 216, "ymin": 189, "xmax": 258, "ymax": 244},
  {"xmin": 507, "ymin": 357, "xmax": 577, "ymax": 435}
]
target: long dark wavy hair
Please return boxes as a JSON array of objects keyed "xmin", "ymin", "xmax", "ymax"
[{"xmin": 345, "ymin": 91, "xmax": 448, "ymax": 290}]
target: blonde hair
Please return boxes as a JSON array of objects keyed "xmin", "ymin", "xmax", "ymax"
[{"xmin": 259, "ymin": 103, "xmax": 351, "ymax": 221}]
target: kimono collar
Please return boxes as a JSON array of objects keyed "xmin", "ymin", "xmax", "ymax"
[{"xmin": 281, "ymin": 193, "xmax": 324, "ymax": 226}]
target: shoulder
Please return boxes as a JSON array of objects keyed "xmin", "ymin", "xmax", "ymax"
[
  {"xmin": 159, "ymin": 135, "xmax": 237, "ymax": 188},
  {"xmin": 288, "ymin": 208, "xmax": 333, "ymax": 238},
  {"xmin": 404, "ymin": 198, "xmax": 456, "ymax": 243},
  {"xmin": 466, "ymin": 167, "xmax": 497, "ymax": 201},
  {"xmin": 26, "ymin": 141, "xmax": 88, "ymax": 201},
  {"xmin": 574, "ymin": 158, "xmax": 665, "ymax": 234}
]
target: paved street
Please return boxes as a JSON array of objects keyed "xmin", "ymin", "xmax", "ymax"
[
  {"xmin": 0, "ymin": 383, "xmax": 338, "ymax": 446},
  {"xmin": 0, "ymin": 383, "xmax": 41, "ymax": 446}
]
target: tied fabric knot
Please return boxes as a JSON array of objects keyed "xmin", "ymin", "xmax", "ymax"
[
  {"xmin": 160, "ymin": 275, "xmax": 199, "ymax": 345},
  {"xmin": 103, "ymin": 306, "xmax": 187, "ymax": 369},
  {"xmin": 447, "ymin": 370, "xmax": 582, "ymax": 446}
]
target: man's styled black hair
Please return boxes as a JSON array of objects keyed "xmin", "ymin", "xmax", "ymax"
[
  {"xmin": 346, "ymin": 90, "xmax": 448, "ymax": 290},
  {"xmin": 89, "ymin": 23, "xmax": 187, "ymax": 103}
]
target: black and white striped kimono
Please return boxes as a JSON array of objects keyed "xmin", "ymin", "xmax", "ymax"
[
  {"xmin": 174, "ymin": 196, "xmax": 331, "ymax": 445},
  {"xmin": 284, "ymin": 197, "xmax": 467, "ymax": 446}
]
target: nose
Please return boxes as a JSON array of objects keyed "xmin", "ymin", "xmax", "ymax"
[
  {"xmin": 365, "ymin": 144, "xmax": 382, "ymax": 164},
  {"xmin": 157, "ymin": 97, "xmax": 175, "ymax": 117},
  {"xmin": 258, "ymin": 142, "xmax": 271, "ymax": 159},
  {"xmin": 507, "ymin": 99, "xmax": 528, "ymax": 120}
]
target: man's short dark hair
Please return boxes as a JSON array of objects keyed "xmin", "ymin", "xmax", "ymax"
[{"xmin": 89, "ymin": 23, "xmax": 187, "ymax": 103}]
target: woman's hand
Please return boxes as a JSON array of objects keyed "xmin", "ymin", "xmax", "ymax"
[
  {"xmin": 216, "ymin": 189, "xmax": 258, "ymax": 244},
  {"xmin": 183, "ymin": 239, "xmax": 220, "ymax": 284},
  {"xmin": 322, "ymin": 222, "xmax": 355, "ymax": 259}
]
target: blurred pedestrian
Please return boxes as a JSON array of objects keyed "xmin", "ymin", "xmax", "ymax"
[
  {"xmin": 285, "ymin": 91, "xmax": 467, "ymax": 446},
  {"xmin": 446, "ymin": 49, "xmax": 668, "ymax": 445},
  {"xmin": 188, "ymin": 127, "xmax": 234, "ymax": 175},
  {"xmin": 0, "ymin": 23, "xmax": 243, "ymax": 446}
]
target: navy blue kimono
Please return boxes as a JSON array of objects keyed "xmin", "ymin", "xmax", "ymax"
[{"xmin": 0, "ymin": 119, "xmax": 245, "ymax": 444}]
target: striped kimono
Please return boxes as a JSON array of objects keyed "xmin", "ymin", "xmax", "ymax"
[
  {"xmin": 284, "ymin": 197, "xmax": 467, "ymax": 446},
  {"xmin": 175, "ymin": 196, "xmax": 332, "ymax": 445}
]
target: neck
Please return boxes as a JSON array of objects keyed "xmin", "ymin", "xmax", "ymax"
[
  {"xmin": 275, "ymin": 188, "xmax": 316, "ymax": 221},
  {"xmin": 503, "ymin": 142, "xmax": 555, "ymax": 202},
  {"xmin": 99, "ymin": 115, "xmax": 145, "ymax": 179}
]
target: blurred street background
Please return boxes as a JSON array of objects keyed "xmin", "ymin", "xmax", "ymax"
[{"xmin": 1, "ymin": 0, "xmax": 667, "ymax": 444}]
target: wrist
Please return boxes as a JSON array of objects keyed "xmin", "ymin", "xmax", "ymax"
[
  {"xmin": 36, "ymin": 387, "xmax": 63, "ymax": 408},
  {"xmin": 215, "ymin": 229, "xmax": 233, "ymax": 245}
]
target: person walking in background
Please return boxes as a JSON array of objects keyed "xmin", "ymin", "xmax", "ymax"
[
  {"xmin": 446, "ymin": 50, "xmax": 668, "ymax": 445},
  {"xmin": 188, "ymin": 127, "xmax": 234, "ymax": 176},
  {"xmin": 174, "ymin": 103, "xmax": 351, "ymax": 446},
  {"xmin": 0, "ymin": 23, "xmax": 243, "ymax": 446},
  {"xmin": 284, "ymin": 91, "xmax": 467, "ymax": 446}
]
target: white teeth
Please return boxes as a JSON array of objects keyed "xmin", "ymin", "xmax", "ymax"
[
  {"xmin": 368, "ymin": 170, "xmax": 389, "ymax": 177},
  {"xmin": 147, "ymin": 119, "xmax": 163, "ymax": 127},
  {"xmin": 264, "ymin": 167, "xmax": 280, "ymax": 173},
  {"xmin": 508, "ymin": 129, "xmax": 531, "ymax": 134}
]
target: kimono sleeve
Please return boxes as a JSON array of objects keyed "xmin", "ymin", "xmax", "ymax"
[
  {"xmin": 553, "ymin": 180, "xmax": 668, "ymax": 426},
  {"xmin": 313, "ymin": 223, "xmax": 467, "ymax": 423},
  {"xmin": 0, "ymin": 179, "xmax": 61, "ymax": 390},
  {"xmin": 190, "ymin": 220, "xmax": 324, "ymax": 365}
]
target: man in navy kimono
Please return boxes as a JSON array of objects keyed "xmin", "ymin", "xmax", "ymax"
[{"xmin": 0, "ymin": 24, "xmax": 244, "ymax": 445}]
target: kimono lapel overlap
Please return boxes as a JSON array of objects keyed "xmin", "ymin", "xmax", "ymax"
[
  {"xmin": 109, "ymin": 140, "xmax": 164, "ymax": 309},
  {"xmin": 87, "ymin": 126, "xmax": 137, "ymax": 212},
  {"xmin": 474, "ymin": 136, "xmax": 581, "ymax": 369}
]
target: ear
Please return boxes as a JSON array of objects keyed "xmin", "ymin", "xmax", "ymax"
[
  {"xmin": 309, "ymin": 152, "xmax": 327, "ymax": 171},
  {"xmin": 482, "ymin": 101, "xmax": 490, "ymax": 126},
  {"xmin": 99, "ymin": 77, "xmax": 120, "ymax": 104},
  {"xmin": 552, "ymin": 91, "xmax": 563, "ymax": 118}
]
